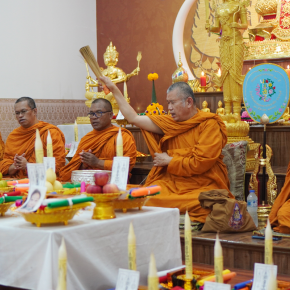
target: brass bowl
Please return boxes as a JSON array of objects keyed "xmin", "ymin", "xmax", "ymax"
[
  {"xmin": 113, "ymin": 197, "xmax": 148, "ymax": 213},
  {"xmin": 0, "ymin": 202, "xmax": 14, "ymax": 216},
  {"xmin": 71, "ymin": 170, "xmax": 111, "ymax": 185},
  {"xmin": 0, "ymin": 186, "xmax": 15, "ymax": 193},
  {"xmin": 19, "ymin": 204, "xmax": 85, "ymax": 227},
  {"xmin": 86, "ymin": 192, "xmax": 122, "ymax": 220},
  {"xmin": 136, "ymin": 155, "xmax": 150, "ymax": 163}
]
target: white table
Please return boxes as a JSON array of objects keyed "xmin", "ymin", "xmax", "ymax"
[{"xmin": 0, "ymin": 206, "xmax": 182, "ymax": 290}]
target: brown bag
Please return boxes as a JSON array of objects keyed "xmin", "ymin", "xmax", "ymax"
[{"xmin": 198, "ymin": 189, "xmax": 257, "ymax": 233}]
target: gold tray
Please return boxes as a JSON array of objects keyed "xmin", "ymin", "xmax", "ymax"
[
  {"xmin": 19, "ymin": 204, "xmax": 85, "ymax": 227},
  {"xmin": 0, "ymin": 202, "xmax": 14, "ymax": 216},
  {"xmin": 136, "ymin": 155, "xmax": 150, "ymax": 163},
  {"xmin": 113, "ymin": 197, "xmax": 148, "ymax": 213},
  {"xmin": 0, "ymin": 186, "xmax": 15, "ymax": 193}
]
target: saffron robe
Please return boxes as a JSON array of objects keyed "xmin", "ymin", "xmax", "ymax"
[
  {"xmin": 269, "ymin": 162, "xmax": 290, "ymax": 233},
  {"xmin": 142, "ymin": 111, "xmax": 232, "ymax": 223},
  {"xmin": 0, "ymin": 132, "xmax": 4, "ymax": 161},
  {"xmin": 0, "ymin": 121, "xmax": 66, "ymax": 178},
  {"xmin": 59, "ymin": 125, "xmax": 137, "ymax": 182}
]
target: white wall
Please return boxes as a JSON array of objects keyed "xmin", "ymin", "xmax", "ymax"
[{"xmin": 0, "ymin": 0, "xmax": 96, "ymax": 100}]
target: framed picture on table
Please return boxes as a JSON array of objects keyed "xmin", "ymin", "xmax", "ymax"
[{"xmin": 19, "ymin": 185, "xmax": 46, "ymax": 212}]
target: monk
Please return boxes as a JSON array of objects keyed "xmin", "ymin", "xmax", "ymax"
[
  {"xmin": 99, "ymin": 76, "xmax": 231, "ymax": 223},
  {"xmin": 269, "ymin": 162, "xmax": 290, "ymax": 233},
  {"xmin": 0, "ymin": 97, "xmax": 66, "ymax": 178},
  {"xmin": 0, "ymin": 132, "xmax": 4, "ymax": 161},
  {"xmin": 59, "ymin": 98, "xmax": 137, "ymax": 182}
]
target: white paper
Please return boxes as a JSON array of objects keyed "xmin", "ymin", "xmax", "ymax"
[
  {"xmin": 27, "ymin": 163, "xmax": 46, "ymax": 187},
  {"xmin": 116, "ymin": 110, "xmax": 125, "ymax": 120},
  {"xmin": 252, "ymin": 263, "xmax": 277, "ymax": 290},
  {"xmin": 204, "ymin": 281, "xmax": 231, "ymax": 290},
  {"xmin": 43, "ymin": 157, "xmax": 56, "ymax": 172},
  {"xmin": 115, "ymin": 268, "xmax": 140, "ymax": 290},
  {"xmin": 66, "ymin": 141, "xmax": 80, "ymax": 157},
  {"xmin": 110, "ymin": 157, "xmax": 130, "ymax": 191},
  {"xmin": 18, "ymin": 185, "xmax": 46, "ymax": 212}
]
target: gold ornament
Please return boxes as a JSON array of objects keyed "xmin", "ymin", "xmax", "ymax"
[
  {"xmin": 216, "ymin": 101, "xmax": 225, "ymax": 115},
  {"xmin": 172, "ymin": 53, "xmax": 189, "ymax": 83},
  {"xmin": 201, "ymin": 101, "xmax": 211, "ymax": 112}
]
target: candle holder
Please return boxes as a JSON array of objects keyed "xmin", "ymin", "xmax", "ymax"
[
  {"xmin": 176, "ymin": 274, "xmax": 198, "ymax": 290},
  {"xmin": 214, "ymin": 85, "xmax": 222, "ymax": 92},
  {"xmin": 200, "ymin": 86, "xmax": 208, "ymax": 93}
]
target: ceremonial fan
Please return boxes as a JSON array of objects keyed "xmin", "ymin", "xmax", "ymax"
[{"xmin": 79, "ymin": 45, "xmax": 110, "ymax": 94}]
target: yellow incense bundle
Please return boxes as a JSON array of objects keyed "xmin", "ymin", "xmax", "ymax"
[{"xmin": 79, "ymin": 45, "xmax": 110, "ymax": 94}]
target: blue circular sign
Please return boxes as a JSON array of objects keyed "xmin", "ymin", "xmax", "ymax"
[{"xmin": 243, "ymin": 63, "xmax": 290, "ymax": 123}]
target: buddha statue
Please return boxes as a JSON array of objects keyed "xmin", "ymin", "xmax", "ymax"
[
  {"xmin": 216, "ymin": 101, "xmax": 225, "ymax": 115},
  {"xmin": 201, "ymin": 101, "xmax": 210, "ymax": 112},
  {"xmin": 84, "ymin": 42, "xmax": 142, "ymax": 116},
  {"xmin": 282, "ymin": 107, "xmax": 290, "ymax": 121}
]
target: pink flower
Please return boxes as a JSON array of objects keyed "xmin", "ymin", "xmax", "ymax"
[
  {"xmin": 279, "ymin": 108, "xmax": 283, "ymax": 112},
  {"xmin": 248, "ymin": 108, "xmax": 252, "ymax": 112},
  {"xmin": 269, "ymin": 89, "xmax": 273, "ymax": 94}
]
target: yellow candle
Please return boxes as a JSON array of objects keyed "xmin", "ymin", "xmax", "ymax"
[
  {"xmin": 56, "ymin": 237, "xmax": 67, "ymax": 290},
  {"xmin": 267, "ymin": 269, "xmax": 277, "ymax": 290},
  {"xmin": 265, "ymin": 218, "xmax": 273, "ymax": 264},
  {"xmin": 35, "ymin": 129, "xmax": 44, "ymax": 163},
  {"xmin": 128, "ymin": 222, "xmax": 136, "ymax": 270},
  {"xmin": 116, "ymin": 128, "xmax": 123, "ymax": 157},
  {"xmin": 185, "ymin": 211, "xmax": 193, "ymax": 280},
  {"xmin": 148, "ymin": 253, "xmax": 158, "ymax": 290},
  {"xmin": 74, "ymin": 120, "xmax": 78, "ymax": 142},
  {"xmin": 214, "ymin": 233, "xmax": 223, "ymax": 283},
  {"xmin": 47, "ymin": 130, "xmax": 53, "ymax": 157}
]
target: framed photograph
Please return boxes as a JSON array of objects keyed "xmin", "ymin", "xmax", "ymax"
[{"xmin": 19, "ymin": 185, "xmax": 46, "ymax": 212}]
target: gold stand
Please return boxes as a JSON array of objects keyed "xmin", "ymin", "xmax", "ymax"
[
  {"xmin": 200, "ymin": 86, "xmax": 207, "ymax": 92},
  {"xmin": 176, "ymin": 275, "xmax": 193, "ymax": 290}
]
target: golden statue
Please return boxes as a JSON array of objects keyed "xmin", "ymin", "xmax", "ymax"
[
  {"xmin": 84, "ymin": 42, "xmax": 142, "ymax": 116},
  {"xmin": 201, "ymin": 101, "xmax": 210, "ymax": 112},
  {"xmin": 282, "ymin": 107, "xmax": 290, "ymax": 121},
  {"xmin": 216, "ymin": 100, "xmax": 225, "ymax": 115},
  {"xmin": 206, "ymin": 0, "xmax": 248, "ymax": 119}
]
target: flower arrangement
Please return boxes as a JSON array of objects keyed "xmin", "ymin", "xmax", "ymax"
[
  {"xmin": 147, "ymin": 73, "xmax": 158, "ymax": 81},
  {"xmin": 148, "ymin": 72, "xmax": 158, "ymax": 103},
  {"xmin": 145, "ymin": 103, "xmax": 165, "ymax": 116}
]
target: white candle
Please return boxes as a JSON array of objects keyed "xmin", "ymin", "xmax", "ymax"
[
  {"xmin": 214, "ymin": 233, "xmax": 223, "ymax": 283},
  {"xmin": 265, "ymin": 218, "xmax": 273, "ymax": 265},
  {"xmin": 35, "ymin": 129, "xmax": 44, "ymax": 163},
  {"xmin": 74, "ymin": 120, "xmax": 78, "ymax": 142},
  {"xmin": 116, "ymin": 128, "xmax": 123, "ymax": 157},
  {"xmin": 128, "ymin": 222, "xmax": 136, "ymax": 270},
  {"xmin": 267, "ymin": 269, "xmax": 277, "ymax": 290},
  {"xmin": 47, "ymin": 129, "xmax": 53, "ymax": 157},
  {"xmin": 56, "ymin": 238, "xmax": 67, "ymax": 290},
  {"xmin": 148, "ymin": 253, "xmax": 158, "ymax": 290},
  {"xmin": 185, "ymin": 211, "xmax": 193, "ymax": 280}
]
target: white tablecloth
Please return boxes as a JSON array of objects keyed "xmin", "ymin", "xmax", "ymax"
[{"xmin": 0, "ymin": 206, "xmax": 181, "ymax": 290}]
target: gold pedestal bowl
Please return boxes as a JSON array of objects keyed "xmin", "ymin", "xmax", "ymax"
[
  {"xmin": 0, "ymin": 202, "xmax": 14, "ymax": 216},
  {"xmin": 86, "ymin": 193, "xmax": 122, "ymax": 220}
]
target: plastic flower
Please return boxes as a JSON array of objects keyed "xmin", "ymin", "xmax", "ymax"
[{"xmin": 147, "ymin": 73, "xmax": 159, "ymax": 81}]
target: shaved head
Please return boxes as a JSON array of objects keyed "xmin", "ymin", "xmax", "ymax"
[
  {"xmin": 92, "ymin": 98, "xmax": 112, "ymax": 112},
  {"xmin": 167, "ymin": 82, "xmax": 196, "ymax": 104},
  {"xmin": 15, "ymin": 97, "xmax": 36, "ymax": 109}
]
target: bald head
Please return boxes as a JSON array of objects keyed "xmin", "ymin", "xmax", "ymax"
[
  {"xmin": 15, "ymin": 96, "xmax": 36, "ymax": 109},
  {"xmin": 167, "ymin": 82, "xmax": 196, "ymax": 104},
  {"xmin": 92, "ymin": 98, "xmax": 112, "ymax": 112}
]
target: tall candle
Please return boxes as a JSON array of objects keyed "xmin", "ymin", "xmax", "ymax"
[
  {"xmin": 35, "ymin": 129, "xmax": 44, "ymax": 163},
  {"xmin": 128, "ymin": 222, "xmax": 136, "ymax": 270},
  {"xmin": 214, "ymin": 233, "xmax": 223, "ymax": 283},
  {"xmin": 74, "ymin": 120, "xmax": 78, "ymax": 142},
  {"xmin": 148, "ymin": 253, "xmax": 159, "ymax": 290},
  {"xmin": 265, "ymin": 218, "xmax": 273, "ymax": 264},
  {"xmin": 200, "ymin": 71, "xmax": 206, "ymax": 87},
  {"xmin": 286, "ymin": 65, "xmax": 290, "ymax": 78},
  {"xmin": 56, "ymin": 238, "xmax": 67, "ymax": 290},
  {"xmin": 47, "ymin": 130, "xmax": 53, "ymax": 157},
  {"xmin": 267, "ymin": 269, "xmax": 277, "ymax": 290},
  {"xmin": 185, "ymin": 211, "xmax": 193, "ymax": 280},
  {"xmin": 116, "ymin": 128, "xmax": 123, "ymax": 157},
  {"xmin": 217, "ymin": 68, "xmax": 221, "ymax": 77}
]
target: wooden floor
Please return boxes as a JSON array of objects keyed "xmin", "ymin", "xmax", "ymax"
[{"xmin": 180, "ymin": 231, "xmax": 290, "ymax": 275}]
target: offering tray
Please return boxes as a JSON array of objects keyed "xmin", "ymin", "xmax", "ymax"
[
  {"xmin": 0, "ymin": 186, "xmax": 15, "ymax": 193},
  {"xmin": 0, "ymin": 202, "xmax": 14, "ymax": 216},
  {"xmin": 71, "ymin": 170, "xmax": 112, "ymax": 185},
  {"xmin": 113, "ymin": 197, "xmax": 148, "ymax": 213},
  {"xmin": 136, "ymin": 154, "xmax": 150, "ymax": 163},
  {"xmin": 86, "ymin": 192, "xmax": 122, "ymax": 220},
  {"xmin": 19, "ymin": 203, "xmax": 86, "ymax": 227}
]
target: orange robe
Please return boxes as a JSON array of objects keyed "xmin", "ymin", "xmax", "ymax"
[
  {"xmin": 59, "ymin": 125, "xmax": 137, "ymax": 182},
  {"xmin": 0, "ymin": 132, "xmax": 4, "ymax": 161},
  {"xmin": 0, "ymin": 121, "xmax": 66, "ymax": 178},
  {"xmin": 142, "ymin": 111, "xmax": 232, "ymax": 223},
  {"xmin": 269, "ymin": 162, "xmax": 290, "ymax": 233}
]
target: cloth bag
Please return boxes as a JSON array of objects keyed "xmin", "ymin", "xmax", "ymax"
[{"xmin": 198, "ymin": 189, "xmax": 257, "ymax": 232}]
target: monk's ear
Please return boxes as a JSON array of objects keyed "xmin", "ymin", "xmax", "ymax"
[
  {"xmin": 33, "ymin": 108, "xmax": 38, "ymax": 115},
  {"xmin": 187, "ymin": 97, "xmax": 194, "ymax": 108},
  {"xmin": 109, "ymin": 111, "xmax": 114, "ymax": 120}
]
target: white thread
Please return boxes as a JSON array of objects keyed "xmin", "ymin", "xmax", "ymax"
[{"xmin": 67, "ymin": 198, "xmax": 73, "ymax": 207}]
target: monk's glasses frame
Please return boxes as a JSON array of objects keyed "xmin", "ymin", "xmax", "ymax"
[
  {"xmin": 14, "ymin": 109, "xmax": 35, "ymax": 116},
  {"xmin": 87, "ymin": 111, "xmax": 112, "ymax": 118}
]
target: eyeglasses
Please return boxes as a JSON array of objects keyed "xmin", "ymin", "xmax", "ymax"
[
  {"xmin": 14, "ymin": 109, "xmax": 35, "ymax": 116},
  {"xmin": 87, "ymin": 111, "xmax": 112, "ymax": 118}
]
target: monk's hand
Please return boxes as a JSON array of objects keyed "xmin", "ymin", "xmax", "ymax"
[
  {"xmin": 79, "ymin": 149, "xmax": 99, "ymax": 168},
  {"xmin": 98, "ymin": 76, "xmax": 116, "ymax": 92},
  {"xmin": 153, "ymin": 152, "xmax": 173, "ymax": 167},
  {"xmin": 14, "ymin": 153, "xmax": 27, "ymax": 170}
]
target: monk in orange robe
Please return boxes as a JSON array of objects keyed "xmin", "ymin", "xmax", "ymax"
[
  {"xmin": 59, "ymin": 98, "xmax": 137, "ymax": 182},
  {"xmin": 0, "ymin": 132, "xmax": 4, "ymax": 161},
  {"xmin": 269, "ymin": 162, "xmax": 290, "ymax": 233},
  {"xmin": 0, "ymin": 97, "xmax": 66, "ymax": 178},
  {"xmin": 99, "ymin": 77, "xmax": 231, "ymax": 223}
]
